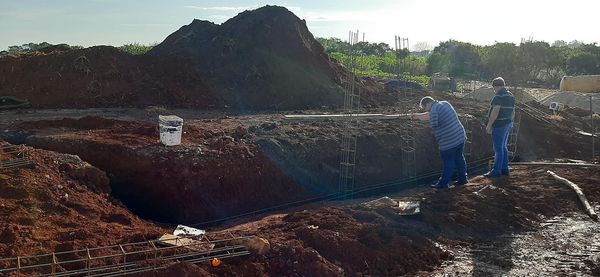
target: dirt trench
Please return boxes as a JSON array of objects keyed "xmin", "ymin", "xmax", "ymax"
[
  {"xmin": 8, "ymin": 112, "xmax": 493, "ymax": 223},
  {"xmin": 0, "ymin": 95, "xmax": 593, "ymax": 226}
]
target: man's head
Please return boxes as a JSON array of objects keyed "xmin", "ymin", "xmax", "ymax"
[
  {"xmin": 419, "ymin": 96, "xmax": 436, "ymax": 111},
  {"xmin": 492, "ymin": 77, "xmax": 505, "ymax": 92}
]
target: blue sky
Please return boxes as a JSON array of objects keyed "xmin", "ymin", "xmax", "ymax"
[{"xmin": 1, "ymin": 0, "xmax": 599, "ymax": 50}]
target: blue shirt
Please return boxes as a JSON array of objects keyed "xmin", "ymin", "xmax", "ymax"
[
  {"xmin": 429, "ymin": 101, "xmax": 466, "ymax": 151},
  {"xmin": 488, "ymin": 88, "xmax": 515, "ymax": 128}
]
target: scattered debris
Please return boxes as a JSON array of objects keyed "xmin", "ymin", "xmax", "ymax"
[
  {"xmin": 362, "ymin": 196, "xmax": 420, "ymax": 215},
  {"xmin": 396, "ymin": 201, "xmax": 420, "ymax": 215},
  {"xmin": 363, "ymin": 196, "xmax": 398, "ymax": 209},
  {"xmin": 173, "ymin": 224, "xmax": 206, "ymax": 236},
  {"xmin": 158, "ymin": 234, "xmax": 215, "ymax": 252}
]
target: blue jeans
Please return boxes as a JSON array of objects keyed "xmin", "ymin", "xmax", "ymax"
[
  {"xmin": 437, "ymin": 143, "xmax": 468, "ymax": 187},
  {"xmin": 491, "ymin": 122, "xmax": 513, "ymax": 175}
]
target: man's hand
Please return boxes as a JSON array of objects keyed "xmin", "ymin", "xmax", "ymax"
[{"xmin": 486, "ymin": 125, "xmax": 493, "ymax": 134}]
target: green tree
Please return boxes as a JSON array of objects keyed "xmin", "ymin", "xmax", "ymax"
[
  {"xmin": 480, "ymin": 42, "xmax": 519, "ymax": 80},
  {"xmin": 566, "ymin": 44, "xmax": 600, "ymax": 74},
  {"xmin": 517, "ymin": 41, "xmax": 562, "ymax": 83},
  {"xmin": 426, "ymin": 40, "xmax": 481, "ymax": 78},
  {"xmin": 118, "ymin": 43, "xmax": 155, "ymax": 55}
]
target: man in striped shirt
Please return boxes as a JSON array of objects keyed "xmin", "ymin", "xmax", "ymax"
[
  {"xmin": 484, "ymin": 77, "xmax": 516, "ymax": 178},
  {"xmin": 411, "ymin": 96, "xmax": 468, "ymax": 189}
]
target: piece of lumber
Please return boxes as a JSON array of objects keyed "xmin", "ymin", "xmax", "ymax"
[
  {"xmin": 511, "ymin": 162, "xmax": 600, "ymax": 167},
  {"xmin": 283, "ymin": 113, "xmax": 410, "ymax": 121},
  {"xmin": 547, "ymin": 170, "xmax": 598, "ymax": 221}
]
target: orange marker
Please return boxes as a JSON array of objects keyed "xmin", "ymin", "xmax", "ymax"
[{"xmin": 211, "ymin": 258, "xmax": 222, "ymax": 267}]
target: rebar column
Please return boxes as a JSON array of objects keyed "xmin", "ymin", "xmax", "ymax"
[{"xmin": 338, "ymin": 30, "xmax": 361, "ymax": 198}]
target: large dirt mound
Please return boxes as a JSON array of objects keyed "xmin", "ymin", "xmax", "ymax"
[
  {"xmin": 0, "ymin": 6, "xmax": 388, "ymax": 110},
  {"xmin": 149, "ymin": 5, "xmax": 378, "ymax": 110}
]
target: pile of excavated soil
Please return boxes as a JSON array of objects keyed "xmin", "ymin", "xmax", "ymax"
[
  {"xmin": 0, "ymin": 143, "xmax": 164, "ymax": 258},
  {"xmin": 541, "ymin": 91, "xmax": 600, "ymax": 113},
  {"xmin": 0, "ymin": 46, "xmax": 217, "ymax": 109},
  {"xmin": 0, "ymin": 6, "xmax": 390, "ymax": 110},
  {"xmin": 466, "ymin": 87, "xmax": 537, "ymax": 103}
]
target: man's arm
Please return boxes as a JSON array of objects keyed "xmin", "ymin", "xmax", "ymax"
[
  {"xmin": 486, "ymin": 106, "xmax": 501, "ymax": 134},
  {"xmin": 410, "ymin": 112, "xmax": 430, "ymax": 121}
]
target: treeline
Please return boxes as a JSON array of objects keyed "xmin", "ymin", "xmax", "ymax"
[
  {"xmin": 0, "ymin": 42, "xmax": 155, "ymax": 57},
  {"xmin": 0, "ymin": 42, "xmax": 83, "ymax": 57},
  {"xmin": 318, "ymin": 38, "xmax": 600, "ymax": 85}
]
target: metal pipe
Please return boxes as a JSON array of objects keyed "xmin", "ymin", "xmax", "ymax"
[
  {"xmin": 511, "ymin": 162, "xmax": 600, "ymax": 167},
  {"xmin": 548, "ymin": 170, "xmax": 598, "ymax": 221}
]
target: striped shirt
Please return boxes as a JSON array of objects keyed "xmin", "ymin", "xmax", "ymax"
[
  {"xmin": 488, "ymin": 88, "xmax": 516, "ymax": 128},
  {"xmin": 429, "ymin": 101, "xmax": 466, "ymax": 151}
]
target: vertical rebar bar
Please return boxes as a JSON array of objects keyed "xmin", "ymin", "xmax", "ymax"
[
  {"xmin": 591, "ymin": 96, "xmax": 595, "ymax": 161},
  {"xmin": 86, "ymin": 248, "xmax": 91, "ymax": 276},
  {"xmin": 52, "ymin": 252, "xmax": 57, "ymax": 276},
  {"xmin": 119, "ymin": 244, "xmax": 126, "ymax": 276},
  {"xmin": 149, "ymin": 241, "xmax": 158, "ymax": 270}
]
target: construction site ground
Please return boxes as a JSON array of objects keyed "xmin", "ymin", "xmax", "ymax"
[{"xmin": 0, "ymin": 96, "xmax": 598, "ymax": 276}]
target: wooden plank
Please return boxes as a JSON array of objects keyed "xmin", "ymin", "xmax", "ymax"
[
  {"xmin": 547, "ymin": 170, "xmax": 598, "ymax": 221},
  {"xmin": 511, "ymin": 162, "xmax": 600, "ymax": 167},
  {"xmin": 283, "ymin": 113, "xmax": 411, "ymax": 121}
]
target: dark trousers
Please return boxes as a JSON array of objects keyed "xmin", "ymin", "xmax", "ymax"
[{"xmin": 437, "ymin": 143, "xmax": 468, "ymax": 187}]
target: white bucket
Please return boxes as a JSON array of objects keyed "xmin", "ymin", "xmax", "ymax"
[{"xmin": 159, "ymin": 115, "xmax": 183, "ymax": 146}]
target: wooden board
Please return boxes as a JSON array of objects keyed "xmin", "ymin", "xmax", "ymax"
[{"xmin": 283, "ymin": 113, "xmax": 410, "ymax": 121}]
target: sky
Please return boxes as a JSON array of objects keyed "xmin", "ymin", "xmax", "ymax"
[{"xmin": 1, "ymin": 0, "xmax": 599, "ymax": 51}]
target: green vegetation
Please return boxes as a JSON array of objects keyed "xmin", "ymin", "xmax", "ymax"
[
  {"xmin": 0, "ymin": 42, "xmax": 82, "ymax": 57},
  {"xmin": 319, "ymin": 38, "xmax": 429, "ymax": 85},
  {"xmin": 0, "ymin": 42, "xmax": 156, "ymax": 57},
  {"xmin": 118, "ymin": 42, "xmax": 156, "ymax": 55},
  {"xmin": 318, "ymin": 37, "xmax": 600, "ymax": 86}
]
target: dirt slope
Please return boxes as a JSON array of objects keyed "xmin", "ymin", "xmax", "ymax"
[
  {"xmin": 149, "ymin": 6, "xmax": 353, "ymax": 110},
  {"xmin": 0, "ymin": 143, "xmax": 164, "ymax": 258}
]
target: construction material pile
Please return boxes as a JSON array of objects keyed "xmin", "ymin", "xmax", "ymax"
[{"xmin": 0, "ymin": 6, "xmax": 389, "ymax": 110}]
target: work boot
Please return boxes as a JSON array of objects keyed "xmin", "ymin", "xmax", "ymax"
[
  {"xmin": 483, "ymin": 171, "xmax": 501, "ymax": 178},
  {"xmin": 430, "ymin": 184, "xmax": 451, "ymax": 189},
  {"xmin": 453, "ymin": 180, "xmax": 468, "ymax": 186}
]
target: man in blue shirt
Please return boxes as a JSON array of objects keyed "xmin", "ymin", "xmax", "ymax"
[
  {"xmin": 484, "ymin": 77, "xmax": 516, "ymax": 178},
  {"xmin": 411, "ymin": 96, "xmax": 468, "ymax": 189}
]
